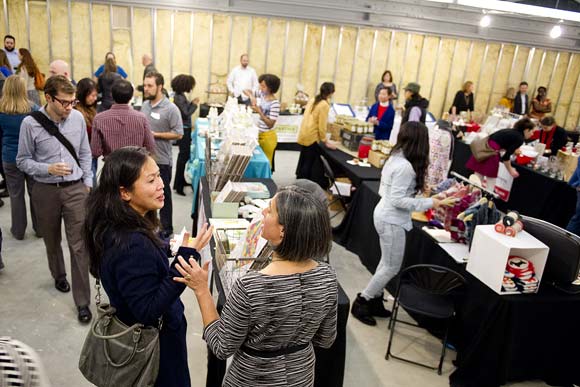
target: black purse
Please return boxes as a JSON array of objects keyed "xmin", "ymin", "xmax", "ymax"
[{"xmin": 78, "ymin": 280, "xmax": 162, "ymax": 387}]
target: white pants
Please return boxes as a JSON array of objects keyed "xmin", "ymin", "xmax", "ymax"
[{"xmin": 362, "ymin": 212, "xmax": 406, "ymax": 300}]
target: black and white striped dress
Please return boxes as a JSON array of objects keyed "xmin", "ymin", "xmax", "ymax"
[{"xmin": 204, "ymin": 263, "xmax": 338, "ymax": 387}]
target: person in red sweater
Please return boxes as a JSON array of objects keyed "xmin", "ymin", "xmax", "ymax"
[{"xmin": 366, "ymin": 88, "xmax": 395, "ymax": 140}]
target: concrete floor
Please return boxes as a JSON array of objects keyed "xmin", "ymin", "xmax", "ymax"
[{"xmin": 0, "ymin": 149, "xmax": 547, "ymax": 387}]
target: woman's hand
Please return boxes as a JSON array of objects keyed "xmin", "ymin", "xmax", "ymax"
[
  {"xmin": 173, "ymin": 256, "xmax": 210, "ymax": 293},
  {"xmin": 324, "ymin": 140, "xmax": 337, "ymax": 150},
  {"xmin": 187, "ymin": 223, "xmax": 214, "ymax": 251},
  {"xmin": 509, "ymin": 168, "xmax": 520, "ymax": 178}
]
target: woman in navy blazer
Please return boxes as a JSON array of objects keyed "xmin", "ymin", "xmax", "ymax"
[
  {"xmin": 83, "ymin": 146, "xmax": 212, "ymax": 387},
  {"xmin": 366, "ymin": 87, "xmax": 395, "ymax": 140}
]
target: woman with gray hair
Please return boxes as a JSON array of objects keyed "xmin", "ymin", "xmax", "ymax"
[{"xmin": 174, "ymin": 186, "xmax": 338, "ymax": 387}]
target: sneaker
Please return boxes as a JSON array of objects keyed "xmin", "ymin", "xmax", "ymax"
[
  {"xmin": 368, "ymin": 296, "xmax": 392, "ymax": 318},
  {"xmin": 0, "ymin": 189, "xmax": 8, "ymax": 198},
  {"xmin": 351, "ymin": 293, "xmax": 377, "ymax": 326}
]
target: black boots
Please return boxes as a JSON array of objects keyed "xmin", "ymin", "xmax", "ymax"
[
  {"xmin": 368, "ymin": 296, "xmax": 392, "ymax": 318},
  {"xmin": 351, "ymin": 293, "xmax": 392, "ymax": 326}
]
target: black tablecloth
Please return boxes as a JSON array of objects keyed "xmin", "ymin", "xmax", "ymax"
[
  {"xmin": 318, "ymin": 144, "xmax": 382, "ymax": 186},
  {"xmin": 451, "ymin": 140, "xmax": 576, "ymax": 229},
  {"xmin": 333, "ymin": 180, "xmax": 381, "ymax": 273},
  {"xmin": 196, "ymin": 177, "xmax": 349, "ymax": 387},
  {"xmin": 403, "ymin": 227, "xmax": 580, "ymax": 387},
  {"xmin": 333, "ymin": 179, "xmax": 580, "ymax": 386}
]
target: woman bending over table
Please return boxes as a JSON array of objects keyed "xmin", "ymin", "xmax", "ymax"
[{"xmin": 466, "ymin": 118, "xmax": 535, "ymax": 191}]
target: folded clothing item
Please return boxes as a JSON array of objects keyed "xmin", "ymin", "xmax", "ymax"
[{"xmin": 501, "ymin": 256, "xmax": 540, "ymax": 294}]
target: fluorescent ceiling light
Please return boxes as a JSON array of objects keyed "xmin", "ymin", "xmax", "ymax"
[
  {"xmin": 457, "ymin": 0, "xmax": 580, "ymax": 23},
  {"xmin": 550, "ymin": 25, "xmax": 562, "ymax": 38},
  {"xmin": 423, "ymin": 0, "xmax": 455, "ymax": 3},
  {"xmin": 479, "ymin": 14, "xmax": 491, "ymax": 27}
]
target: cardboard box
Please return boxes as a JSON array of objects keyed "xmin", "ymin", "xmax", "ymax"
[
  {"xmin": 328, "ymin": 123, "xmax": 344, "ymax": 141},
  {"xmin": 557, "ymin": 149, "xmax": 579, "ymax": 182},
  {"xmin": 467, "ymin": 225, "xmax": 549, "ymax": 295},
  {"xmin": 368, "ymin": 150, "xmax": 388, "ymax": 169}
]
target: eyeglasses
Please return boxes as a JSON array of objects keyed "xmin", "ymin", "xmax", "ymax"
[{"xmin": 51, "ymin": 95, "xmax": 78, "ymax": 108}]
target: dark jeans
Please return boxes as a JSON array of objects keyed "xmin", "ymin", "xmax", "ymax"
[
  {"xmin": 159, "ymin": 164, "xmax": 173, "ymax": 236},
  {"xmin": 173, "ymin": 127, "xmax": 192, "ymax": 193},
  {"xmin": 566, "ymin": 190, "xmax": 580, "ymax": 236}
]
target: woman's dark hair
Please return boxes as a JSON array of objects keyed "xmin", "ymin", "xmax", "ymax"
[
  {"xmin": 392, "ymin": 121, "xmax": 430, "ymax": 193},
  {"xmin": 0, "ymin": 50, "xmax": 10, "ymax": 70},
  {"xmin": 312, "ymin": 82, "xmax": 335, "ymax": 112},
  {"xmin": 17, "ymin": 48, "xmax": 39, "ymax": 77},
  {"xmin": 76, "ymin": 78, "xmax": 97, "ymax": 107},
  {"xmin": 513, "ymin": 117, "xmax": 535, "ymax": 133},
  {"xmin": 84, "ymin": 146, "xmax": 161, "ymax": 278},
  {"xmin": 540, "ymin": 116, "xmax": 556, "ymax": 126},
  {"xmin": 171, "ymin": 74, "xmax": 196, "ymax": 94},
  {"xmin": 273, "ymin": 186, "xmax": 332, "ymax": 261},
  {"xmin": 258, "ymin": 74, "xmax": 280, "ymax": 94},
  {"xmin": 381, "ymin": 70, "xmax": 393, "ymax": 83},
  {"xmin": 536, "ymin": 86, "xmax": 547, "ymax": 100}
]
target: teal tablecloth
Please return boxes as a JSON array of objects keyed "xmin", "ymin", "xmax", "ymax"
[{"xmin": 187, "ymin": 119, "xmax": 272, "ymax": 214}]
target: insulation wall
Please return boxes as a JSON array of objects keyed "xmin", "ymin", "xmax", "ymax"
[{"xmin": 7, "ymin": 1, "xmax": 580, "ymax": 129}]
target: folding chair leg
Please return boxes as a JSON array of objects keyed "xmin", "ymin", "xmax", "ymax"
[
  {"xmin": 438, "ymin": 318, "xmax": 451, "ymax": 375},
  {"xmin": 385, "ymin": 300, "xmax": 400, "ymax": 360}
]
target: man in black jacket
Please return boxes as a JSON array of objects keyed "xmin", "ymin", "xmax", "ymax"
[{"xmin": 513, "ymin": 81, "xmax": 529, "ymax": 115}]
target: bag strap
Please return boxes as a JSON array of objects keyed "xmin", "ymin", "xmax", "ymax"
[
  {"xmin": 30, "ymin": 110, "xmax": 81, "ymax": 167},
  {"xmin": 95, "ymin": 278, "xmax": 163, "ymax": 330}
]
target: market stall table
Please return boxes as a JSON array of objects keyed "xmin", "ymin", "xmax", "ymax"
[
  {"xmin": 450, "ymin": 140, "xmax": 576, "ymax": 229},
  {"xmin": 333, "ymin": 180, "xmax": 580, "ymax": 386},
  {"xmin": 188, "ymin": 118, "xmax": 272, "ymax": 216},
  {"xmin": 194, "ymin": 176, "xmax": 350, "ymax": 387},
  {"xmin": 317, "ymin": 143, "xmax": 382, "ymax": 186}
]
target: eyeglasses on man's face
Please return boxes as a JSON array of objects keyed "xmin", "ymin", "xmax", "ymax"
[{"xmin": 51, "ymin": 95, "xmax": 78, "ymax": 108}]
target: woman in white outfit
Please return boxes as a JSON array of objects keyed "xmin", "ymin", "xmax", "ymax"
[{"xmin": 351, "ymin": 121, "xmax": 443, "ymax": 326}]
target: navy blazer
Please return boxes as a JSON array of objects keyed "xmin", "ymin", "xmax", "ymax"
[
  {"xmin": 366, "ymin": 102, "xmax": 395, "ymax": 140},
  {"xmin": 100, "ymin": 231, "xmax": 198, "ymax": 387}
]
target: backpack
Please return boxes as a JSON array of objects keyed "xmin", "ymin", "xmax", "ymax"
[{"xmin": 34, "ymin": 70, "xmax": 45, "ymax": 91}]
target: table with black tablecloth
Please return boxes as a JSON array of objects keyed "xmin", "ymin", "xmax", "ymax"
[
  {"xmin": 333, "ymin": 180, "xmax": 381, "ymax": 273},
  {"xmin": 333, "ymin": 179, "xmax": 580, "ymax": 387},
  {"xmin": 194, "ymin": 176, "xmax": 350, "ymax": 387},
  {"xmin": 318, "ymin": 143, "xmax": 382, "ymax": 186},
  {"xmin": 451, "ymin": 140, "xmax": 576, "ymax": 229}
]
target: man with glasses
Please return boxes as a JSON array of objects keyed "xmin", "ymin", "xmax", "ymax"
[{"xmin": 16, "ymin": 75, "xmax": 93, "ymax": 324}]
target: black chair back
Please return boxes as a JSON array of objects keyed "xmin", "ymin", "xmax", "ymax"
[
  {"xmin": 319, "ymin": 155, "xmax": 336, "ymax": 182},
  {"xmin": 398, "ymin": 264, "xmax": 466, "ymax": 296}
]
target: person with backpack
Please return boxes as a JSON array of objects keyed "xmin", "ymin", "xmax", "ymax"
[{"xmin": 16, "ymin": 48, "xmax": 43, "ymax": 106}]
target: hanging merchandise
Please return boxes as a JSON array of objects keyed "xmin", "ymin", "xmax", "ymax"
[{"xmin": 427, "ymin": 120, "xmax": 455, "ymax": 188}]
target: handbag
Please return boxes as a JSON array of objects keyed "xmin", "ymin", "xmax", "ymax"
[
  {"xmin": 78, "ymin": 280, "xmax": 161, "ymax": 387},
  {"xmin": 469, "ymin": 137, "xmax": 498, "ymax": 162}
]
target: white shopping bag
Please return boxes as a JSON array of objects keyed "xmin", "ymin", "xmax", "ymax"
[{"xmin": 494, "ymin": 163, "xmax": 514, "ymax": 201}]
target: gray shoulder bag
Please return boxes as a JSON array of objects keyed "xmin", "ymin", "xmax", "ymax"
[{"xmin": 78, "ymin": 280, "xmax": 162, "ymax": 387}]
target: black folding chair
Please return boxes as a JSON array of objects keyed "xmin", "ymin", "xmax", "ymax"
[
  {"xmin": 319, "ymin": 155, "xmax": 348, "ymax": 219},
  {"xmin": 386, "ymin": 264, "xmax": 466, "ymax": 375}
]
